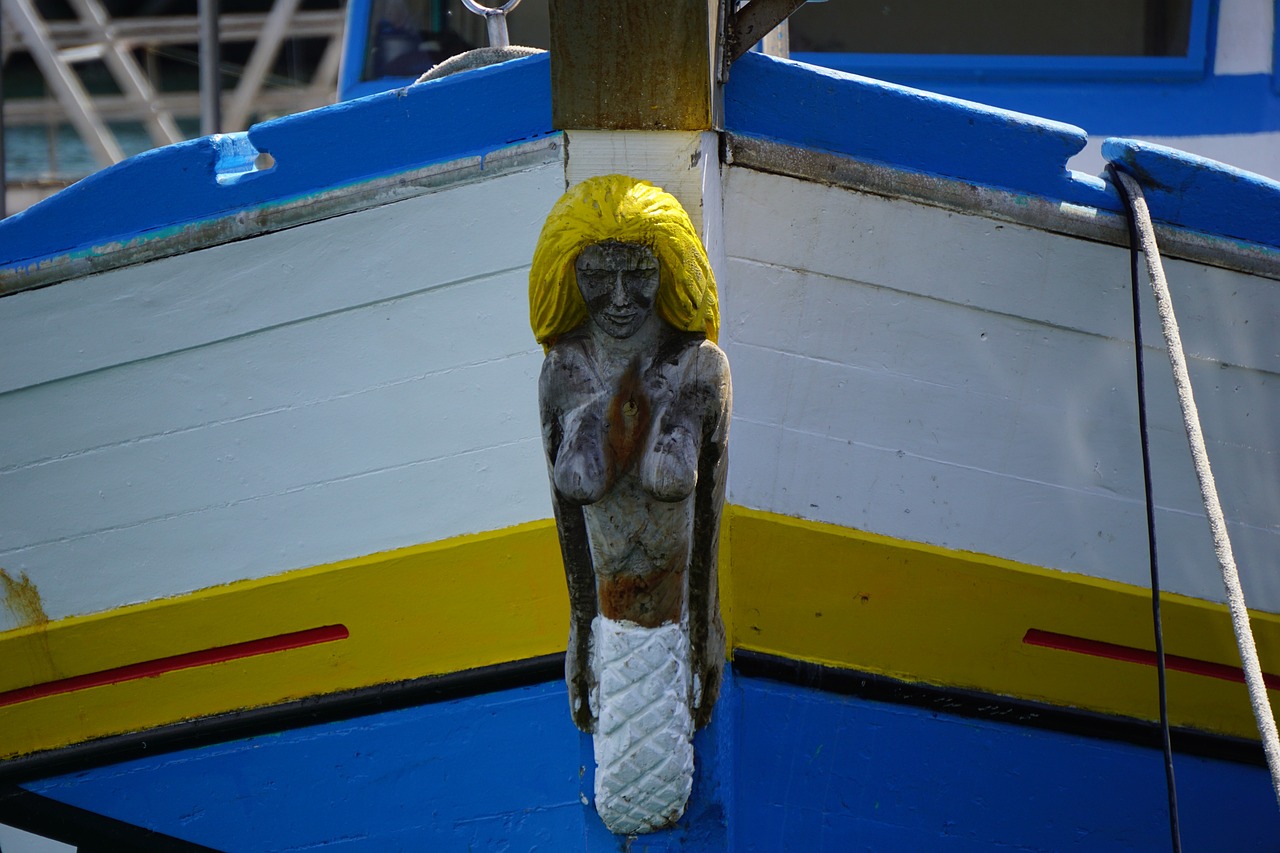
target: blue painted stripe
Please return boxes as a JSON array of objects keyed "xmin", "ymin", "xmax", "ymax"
[
  {"xmin": 6, "ymin": 47, "xmax": 1280, "ymax": 280},
  {"xmin": 0, "ymin": 53, "xmax": 555, "ymax": 272},
  {"xmin": 726, "ymin": 52, "xmax": 1280, "ymax": 250},
  {"xmin": 19, "ymin": 672, "xmax": 1278, "ymax": 850},
  {"xmin": 20, "ymin": 679, "xmax": 730, "ymax": 850},
  {"xmin": 736, "ymin": 677, "xmax": 1279, "ymax": 851},
  {"xmin": 723, "ymin": 51, "xmax": 1112, "ymax": 208},
  {"xmin": 1105, "ymin": 137, "xmax": 1280, "ymax": 249},
  {"xmin": 25, "ymin": 681, "xmax": 587, "ymax": 850}
]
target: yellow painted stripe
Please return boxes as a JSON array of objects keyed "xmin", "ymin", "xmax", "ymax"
[
  {"xmin": 0, "ymin": 520, "xmax": 568, "ymax": 760},
  {"xmin": 1, "ymin": 507, "xmax": 1277, "ymax": 760},
  {"xmin": 726, "ymin": 507, "xmax": 1280, "ymax": 741}
]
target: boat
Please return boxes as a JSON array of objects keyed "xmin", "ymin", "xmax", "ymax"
[{"xmin": 0, "ymin": 0, "xmax": 1278, "ymax": 848}]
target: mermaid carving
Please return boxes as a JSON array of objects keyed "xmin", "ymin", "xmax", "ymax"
[{"xmin": 530, "ymin": 175, "xmax": 730, "ymax": 834}]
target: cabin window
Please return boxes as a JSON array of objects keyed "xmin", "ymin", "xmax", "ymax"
[
  {"xmin": 363, "ymin": 0, "xmax": 450, "ymax": 80},
  {"xmin": 789, "ymin": 0, "xmax": 1211, "ymax": 80},
  {"xmin": 360, "ymin": 0, "xmax": 549, "ymax": 82}
]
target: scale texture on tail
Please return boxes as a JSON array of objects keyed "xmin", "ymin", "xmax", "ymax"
[{"xmin": 590, "ymin": 615, "xmax": 694, "ymax": 834}]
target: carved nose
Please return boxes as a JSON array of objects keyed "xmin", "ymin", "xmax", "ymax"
[{"xmin": 610, "ymin": 272, "xmax": 629, "ymax": 306}]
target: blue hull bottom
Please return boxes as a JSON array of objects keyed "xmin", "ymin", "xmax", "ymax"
[{"xmin": 13, "ymin": 672, "xmax": 1278, "ymax": 850}]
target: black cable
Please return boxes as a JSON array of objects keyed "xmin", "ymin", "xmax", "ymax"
[{"xmin": 1108, "ymin": 163, "xmax": 1183, "ymax": 852}]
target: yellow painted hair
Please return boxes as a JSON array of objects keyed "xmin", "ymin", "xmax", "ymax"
[{"xmin": 529, "ymin": 174, "xmax": 719, "ymax": 348}]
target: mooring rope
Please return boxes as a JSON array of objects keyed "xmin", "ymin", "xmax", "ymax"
[
  {"xmin": 1109, "ymin": 163, "xmax": 1183, "ymax": 852},
  {"xmin": 1110, "ymin": 166, "xmax": 1280, "ymax": 810}
]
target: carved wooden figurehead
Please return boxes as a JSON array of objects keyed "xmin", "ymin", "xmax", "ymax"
[{"xmin": 530, "ymin": 175, "xmax": 730, "ymax": 834}]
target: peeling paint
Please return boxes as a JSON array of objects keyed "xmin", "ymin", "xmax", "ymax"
[{"xmin": 0, "ymin": 568, "xmax": 49, "ymax": 628}]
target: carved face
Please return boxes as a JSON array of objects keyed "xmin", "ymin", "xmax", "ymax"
[{"xmin": 575, "ymin": 241, "xmax": 660, "ymax": 339}]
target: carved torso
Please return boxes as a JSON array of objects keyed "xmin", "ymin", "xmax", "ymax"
[{"xmin": 542, "ymin": 329, "xmax": 727, "ymax": 629}]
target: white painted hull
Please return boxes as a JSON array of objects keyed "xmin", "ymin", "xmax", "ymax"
[
  {"xmin": 1, "ymin": 137, "xmax": 1277, "ymax": 627},
  {"xmin": 0, "ymin": 160, "xmax": 562, "ymax": 627},
  {"xmin": 722, "ymin": 165, "xmax": 1280, "ymax": 612}
]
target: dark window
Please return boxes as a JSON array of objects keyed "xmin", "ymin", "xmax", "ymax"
[
  {"xmin": 361, "ymin": 0, "xmax": 549, "ymax": 82},
  {"xmin": 789, "ymin": 0, "xmax": 1194, "ymax": 58}
]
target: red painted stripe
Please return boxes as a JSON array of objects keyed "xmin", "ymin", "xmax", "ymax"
[
  {"xmin": 0, "ymin": 625, "xmax": 349, "ymax": 709},
  {"xmin": 1024, "ymin": 628, "xmax": 1280, "ymax": 690}
]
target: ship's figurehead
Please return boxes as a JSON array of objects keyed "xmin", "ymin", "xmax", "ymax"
[{"xmin": 530, "ymin": 174, "xmax": 730, "ymax": 835}]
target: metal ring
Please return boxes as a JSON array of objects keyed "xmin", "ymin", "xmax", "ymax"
[{"xmin": 460, "ymin": 0, "xmax": 522, "ymax": 15}]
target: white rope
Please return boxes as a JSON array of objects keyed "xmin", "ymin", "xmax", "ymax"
[{"xmin": 1112, "ymin": 169, "xmax": 1280, "ymax": 807}]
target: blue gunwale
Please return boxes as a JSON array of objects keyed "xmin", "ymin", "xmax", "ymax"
[
  {"xmin": 4, "ymin": 49, "xmax": 1280, "ymax": 283},
  {"xmin": 0, "ymin": 52, "xmax": 555, "ymax": 277}
]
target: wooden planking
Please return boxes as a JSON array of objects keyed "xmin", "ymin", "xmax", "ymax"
[
  {"xmin": 725, "ymin": 268, "xmax": 1137, "ymax": 481},
  {"xmin": 0, "ymin": 165, "xmax": 561, "ymax": 395},
  {"xmin": 3, "ymin": 440, "xmax": 549, "ymax": 629},
  {"xmin": 0, "ymin": 271, "xmax": 539, "ymax": 472},
  {"xmin": 721, "ymin": 167, "xmax": 1280, "ymax": 612},
  {"xmin": 0, "ymin": 164, "xmax": 564, "ymax": 627},
  {"xmin": 2, "ymin": 384, "xmax": 549, "ymax": 620},
  {"xmin": 2, "ymin": 350, "xmax": 541, "ymax": 547},
  {"xmin": 723, "ymin": 168, "xmax": 1280, "ymax": 377},
  {"xmin": 725, "ymin": 370, "xmax": 1280, "ymax": 608},
  {"xmin": 725, "ymin": 260, "xmax": 1278, "ymax": 530},
  {"xmin": 730, "ymin": 410, "xmax": 1280, "ymax": 613},
  {"xmin": 727, "ymin": 416, "xmax": 1153, "ymax": 592}
]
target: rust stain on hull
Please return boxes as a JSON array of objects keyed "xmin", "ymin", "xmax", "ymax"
[{"xmin": 1, "ymin": 568, "xmax": 49, "ymax": 629}]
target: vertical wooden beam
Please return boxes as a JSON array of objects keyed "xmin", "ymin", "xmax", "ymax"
[{"xmin": 548, "ymin": 0, "xmax": 718, "ymax": 131}]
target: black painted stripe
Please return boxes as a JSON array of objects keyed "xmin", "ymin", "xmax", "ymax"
[
  {"xmin": 0, "ymin": 785, "xmax": 222, "ymax": 852},
  {"xmin": 0, "ymin": 648, "xmax": 1262, "ymax": 797},
  {"xmin": 732, "ymin": 649, "xmax": 1267, "ymax": 767},
  {"xmin": 0, "ymin": 654, "xmax": 565, "ymax": 788}
]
